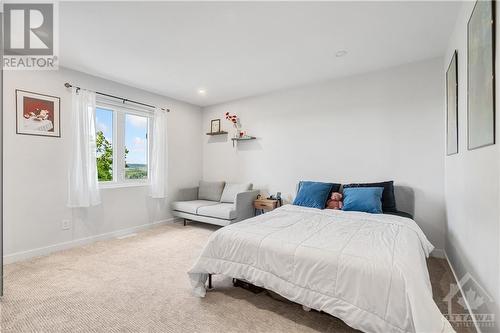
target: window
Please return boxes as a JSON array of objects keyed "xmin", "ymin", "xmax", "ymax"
[
  {"xmin": 95, "ymin": 101, "xmax": 151, "ymax": 187},
  {"xmin": 125, "ymin": 114, "xmax": 149, "ymax": 180}
]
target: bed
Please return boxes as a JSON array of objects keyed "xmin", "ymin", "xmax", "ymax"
[{"xmin": 188, "ymin": 204, "xmax": 455, "ymax": 333}]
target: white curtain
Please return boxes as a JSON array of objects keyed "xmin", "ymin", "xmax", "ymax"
[
  {"xmin": 149, "ymin": 108, "xmax": 168, "ymax": 198},
  {"xmin": 67, "ymin": 88, "xmax": 101, "ymax": 207}
]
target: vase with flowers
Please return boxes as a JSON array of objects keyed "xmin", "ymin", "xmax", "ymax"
[{"xmin": 225, "ymin": 112, "xmax": 242, "ymax": 138}]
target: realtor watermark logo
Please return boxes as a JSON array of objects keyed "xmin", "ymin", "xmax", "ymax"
[
  {"xmin": 444, "ymin": 272, "xmax": 496, "ymax": 330},
  {"xmin": 3, "ymin": 2, "xmax": 58, "ymax": 70}
]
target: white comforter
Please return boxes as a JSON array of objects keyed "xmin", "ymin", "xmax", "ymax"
[{"xmin": 188, "ymin": 205, "xmax": 455, "ymax": 333}]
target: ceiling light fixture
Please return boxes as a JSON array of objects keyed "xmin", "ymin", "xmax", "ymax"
[
  {"xmin": 335, "ymin": 50, "xmax": 348, "ymax": 57},
  {"xmin": 198, "ymin": 89, "xmax": 206, "ymax": 95}
]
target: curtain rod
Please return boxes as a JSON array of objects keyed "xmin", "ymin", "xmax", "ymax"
[{"xmin": 64, "ymin": 83, "xmax": 170, "ymax": 112}]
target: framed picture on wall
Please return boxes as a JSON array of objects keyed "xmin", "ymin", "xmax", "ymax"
[
  {"xmin": 210, "ymin": 119, "xmax": 221, "ymax": 133},
  {"xmin": 446, "ymin": 51, "xmax": 458, "ymax": 155},
  {"xmin": 467, "ymin": 0, "xmax": 495, "ymax": 150},
  {"xmin": 16, "ymin": 89, "xmax": 61, "ymax": 137}
]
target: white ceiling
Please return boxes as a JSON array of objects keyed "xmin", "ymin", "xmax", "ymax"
[{"xmin": 60, "ymin": 1, "xmax": 461, "ymax": 107}]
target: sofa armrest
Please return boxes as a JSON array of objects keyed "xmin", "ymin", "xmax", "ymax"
[
  {"xmin": 234, "ymin": 190, "xmax": 260, "ymax": 222},
  {"xmin": 177, "ymin": 187, "xmax": 199, "ymax": 201}
]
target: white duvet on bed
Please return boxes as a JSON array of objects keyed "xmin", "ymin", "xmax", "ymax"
[{"xmin": 188, "ymin": 205, "xmax": 455, "ymax": 333}]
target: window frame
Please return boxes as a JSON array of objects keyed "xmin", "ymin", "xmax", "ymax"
[{"xmin": 95, "ymin": 98, "xmax": 153, "ymax": 189}]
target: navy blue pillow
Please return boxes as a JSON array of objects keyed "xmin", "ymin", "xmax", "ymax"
[
  {"xmin": 343, "ymin": 181, "xmax": 396, "ymax": 212},
  {"xmin": 342, "ymin": 187, "xmax": 384, "ymax": 214},
  {"xmin": 293, "ymin": 181, "xmax": 335, "ymax": 209}
]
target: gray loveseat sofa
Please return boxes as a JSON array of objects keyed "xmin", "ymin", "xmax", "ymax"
[{"xmin": 171, "ymin": 181, "xmax": 259, "ymax": 226}]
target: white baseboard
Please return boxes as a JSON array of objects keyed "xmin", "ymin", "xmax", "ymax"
[
  {"xmin": 3, "ymin": 218, "xmax": 179, "ymax": 264},
  {"xmin": 430, "ymin": 248, "xmax": 446, "ymax": 259},
  {"xmin": 444, "ymin": 251, "xmax": 482, "ymax": 333}
]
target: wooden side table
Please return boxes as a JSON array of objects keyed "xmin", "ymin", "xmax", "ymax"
[{"xmin": 254, "ymin": 199, "xmax": 280, "ymax": 216}]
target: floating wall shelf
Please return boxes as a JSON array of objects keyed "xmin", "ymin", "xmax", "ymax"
[
  {"xmin": 206, "ymin": 131, "xmax": 228, "ymax": 136},
  {"xmin": 231, "ymin": 136, "xmax": 256, "ymax": 147}
]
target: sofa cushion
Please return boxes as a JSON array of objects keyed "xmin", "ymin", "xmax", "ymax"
[
  {"xmin": 220, "ymin": 183, "xmax": 252, "ymax": 203},
  {"xmin": 171, "ymin": 200, "xmax": 219, "ymax": 215},
  {"xmin": 197, "ymin": 203, "xmax": 237, "ymax": 220},
  {"xmin": 198, "ymin": 181, "xmax": 226, "ymax": 201}
]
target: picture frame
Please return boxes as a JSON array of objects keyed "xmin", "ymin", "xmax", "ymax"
[
  {"xmin": 467, "ymin": 0, "xmax": 495, "ymax": 150},
  {"xmin": 16, "ymin": 89, "xmax": 61, "ymax": 137},
  {"xmin": 210, "ymin": 119, "xmax": 221, "ymax": 133},
  {"xmin": 446, "ymin": 51, "xmax": 458, "ymax": 156}
]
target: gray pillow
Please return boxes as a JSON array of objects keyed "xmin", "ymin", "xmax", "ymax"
[
  {"xmin": 198, "ymin": 181, "xmax": 226, "ymax": 201},
  {"xmin": 220, "ymin": 183, "xmax": 253, "ymax": 203}
]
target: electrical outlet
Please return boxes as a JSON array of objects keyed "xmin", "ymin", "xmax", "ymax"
[{"xmin": 62, "ymin": 219, "xmax": 71, "ymax": 230}]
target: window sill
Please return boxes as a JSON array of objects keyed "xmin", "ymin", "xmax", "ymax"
[{"xmin": 99, "ymin": 182, "xmax": 150, "ymax": 189}]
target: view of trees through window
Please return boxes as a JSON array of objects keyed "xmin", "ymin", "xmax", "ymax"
[
  {"xmin": 96, "ymin": 107, "xmax": 114, "ymax": 181},
  {"xmin": 125, "ymin": 114, "xmax": 148, "ymax": 180},
  {"xmin": 95, "ymin": 107, "xmax": 149, "ymax": 182}
]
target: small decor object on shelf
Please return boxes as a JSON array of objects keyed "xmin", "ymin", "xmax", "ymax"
[
  {"xmin": 210, "ymin": 119, "xmax": 221, "ymax": 133},
  {"xmin": 225, "ymin": 112, "xmax": 256, "ymax": 146},
  {"xmin": 16, "ymin": 89, "xmax": 60, "ymax": 137},
  {"xmin": 225, "ymin": 111, "xmax": 242, "ymax": 138}
]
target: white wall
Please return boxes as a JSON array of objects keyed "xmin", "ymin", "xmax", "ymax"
[
  {"xmin": 444, "ymin": 1, "xmax": 500, "ymax": 325},
  {"xmin": 3, "ymin": 67, "xmax": 202, "ymax": 262},
  {"xmin": 202, "ymin": 58, "xmax": 447, "ymax": 250}
]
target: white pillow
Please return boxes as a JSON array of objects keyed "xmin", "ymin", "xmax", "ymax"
[{"xmin": 220, "ymin": 183, "xmax": 252, "ymax": 203}]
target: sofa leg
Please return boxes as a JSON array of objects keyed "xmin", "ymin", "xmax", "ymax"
[{"xmin": 208, "ymin": 274, "xmax": 213, "ymax": 290}]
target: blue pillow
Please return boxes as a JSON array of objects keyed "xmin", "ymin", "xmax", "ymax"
[
  {"xmin": 342, "ymin": 187, "xmax": 384, "ymax": 214},
  {"xmin": 293, "ymin": 181, "xmax": 334, "ymax": 209},
  {"xmin": 343, "ymin": 181, "xmax": 396, "ymax": 212}
]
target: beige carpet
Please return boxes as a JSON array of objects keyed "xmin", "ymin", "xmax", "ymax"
[{"xmin": 1, "ymin": 221, "xmax": 474, "ymax": 333}]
